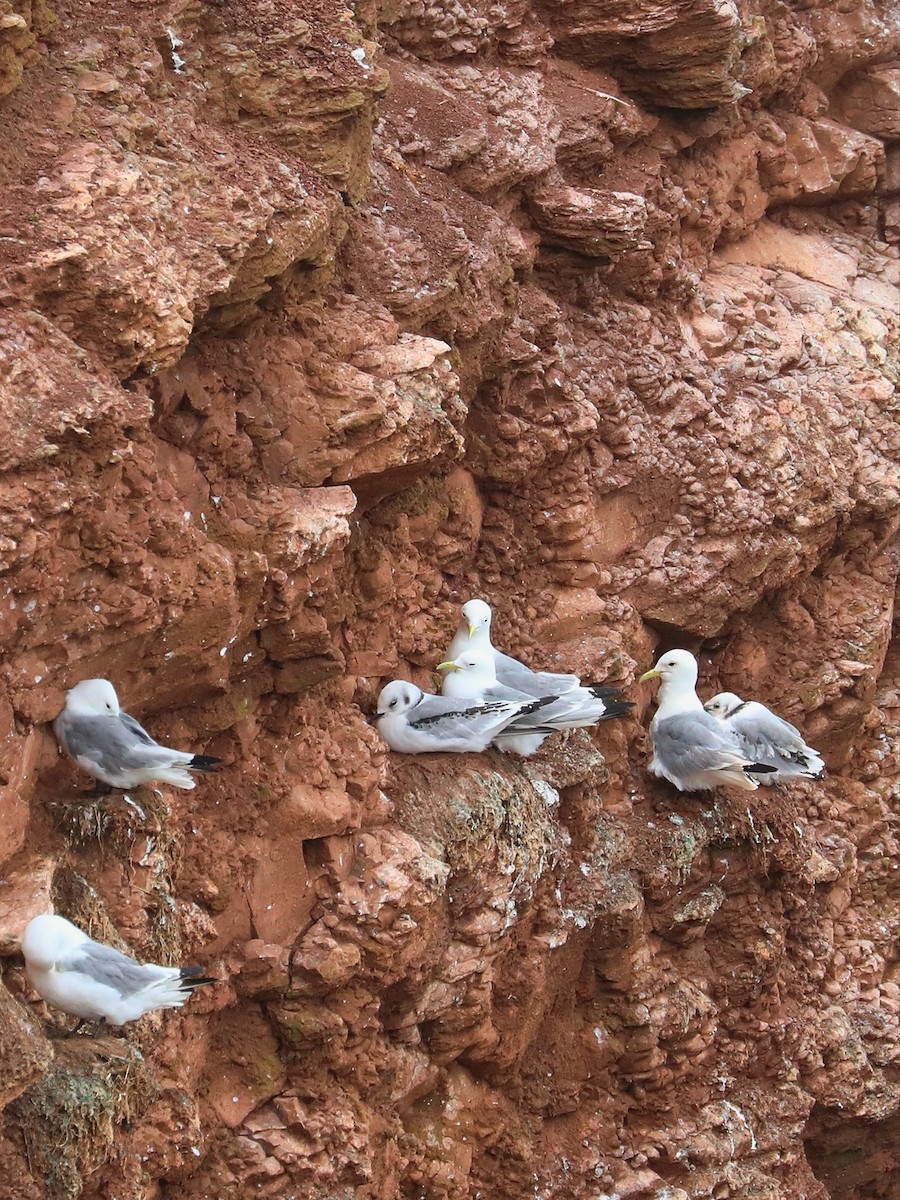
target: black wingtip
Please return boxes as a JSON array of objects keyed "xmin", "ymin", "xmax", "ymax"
[
  {"xmin": 179, "ymin": 967, "xmax": 217, "ymax": 991},
  {"xmin": 586, "ymin": 684, "xmax": 630, "ymax": 700},
  {"xmin": 745, "ymin": 763, "xmax": 778, "ymax": 775},
  {"xmin": 189, "ymin": 755, "xmax": 222, "ymax": 772},
  {"xmin": 789, "ymin": 750, "xmax": 826, "ymax": 780}
]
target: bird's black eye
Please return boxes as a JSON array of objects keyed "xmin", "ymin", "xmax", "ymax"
[{"xmin": 390, "ymin": 699, "xmax": 397, "ymax": 708}]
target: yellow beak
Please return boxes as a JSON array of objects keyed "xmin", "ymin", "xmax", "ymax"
[
  {"xmin": 638, "ymin": 668, "xmax": 661, "ymax": 682},
  {"xmin": 436, "ymin": 661, "xmax": 457, "ymax": 671},
  {"xmin": 467, "ymin": 623, "xmax": 476, "ymax": 637}
]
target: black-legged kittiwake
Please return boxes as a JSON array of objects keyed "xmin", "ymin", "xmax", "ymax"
[
  {"xmin": 53, "ymin": 678, "xmax": 222, "ymax": 790},
  {"xmin": 369, "ymin": 679, "xmax": 556, "ymax": 754},
  {"xmin": 437, "ymin": 647, "xmax": 633, "ymax": 756},
  {"xmin": 22, "ymin": 913, "xmax": 215, "ymax": 1030},
  {"xmin": 446, "ymin": 598, "xmax": 583, "ymax": 696},
  {"xmin": 704, "ymin": 692, "xmax": 825, "ymax": 784},
  {"xmin": 639, "ymin": 650, "xmax": 776, "ymax": 792}
]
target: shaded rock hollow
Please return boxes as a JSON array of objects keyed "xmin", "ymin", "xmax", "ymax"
[{"xmin": 0, "ymin": 0, "xmax": 897, "ymax": 1197}]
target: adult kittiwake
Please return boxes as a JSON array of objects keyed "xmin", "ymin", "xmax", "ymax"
[
  {"xmin": 446, "ymin": 598, "xmax": 582, "ymax": 696},
  {"xmin": 639, "ymin": 650, "xmax": 775, "ymax": 792},
  {"xmin": 22, "ymin": 913, "xmax": 215, "ymax": 1030},
  {"xmin": 704, "ymin": 692, "xmax": 825, "ymax": 784},
  {"xmin": 438, "ymin": 647, "xmax": 633, "ymax": 756},
  {"xmin": 447, "ymin": 597, "xmax": 631, "ymax": 712},
  {"xmin": 369, "ymin": 679, "xmax": 556, "ymax": 754},
  {"xmin": 54, "ymin": 679, "xmax": 222, "ymax": 790}
]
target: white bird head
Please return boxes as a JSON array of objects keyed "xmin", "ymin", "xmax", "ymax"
[
  {"xmin": 374, "ymin": 680, "xmax": 424, "ymax": 720},
  {"xmin": 21, "ymin": 913, "xmax": 88, "ymax": 970},
  {"xmin": 437, "ymin": 647, "xmax": 497, "ymax": 691},
  {"xmin": 704, "ymin": 692, "xmax": 744, "ymax": 717},
  {"xmin": 459, "ymin": 598, "xmax": 492, "ymax": 640},
  {"xmin": 65, "ymin": 678, "xmax": 121, "ymax": 717},
  {"xmin": 639, "ymin": 649, "xmax": 699, "ymax": 689}
]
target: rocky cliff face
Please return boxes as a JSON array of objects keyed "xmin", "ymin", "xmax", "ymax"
[{"xmin": 0, "ymin": 0, "xmax": 897, "ymax": 1197}]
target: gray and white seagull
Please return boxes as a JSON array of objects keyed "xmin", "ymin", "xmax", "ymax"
[
  {"xmin": 369, "ymin": 679, "xmax": 557, "ymax": 754},
  {"xmin": 437, "ymin": 647, "xmax": 633, "ymax": 756},
  {"xmin": 446, "ymin": 598, "xmax": 583, "ymax": 696},
  {"xmin": 704, "ymin": 691, "xmax": 825, "ymax": 784},
  {"xmin": 639, "ymin": 650, "xmax": 776, "ymax": 792},
  {"xmin": 53, "ymin": 678, "xmax": 222, "ymax": 790},
  {"xmin": 22, "ymin": 913, "xmax": 215, "ymax": 1031}
]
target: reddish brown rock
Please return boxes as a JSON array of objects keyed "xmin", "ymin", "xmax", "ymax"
[
  {"xmin": 0, "ymin": 858, "xmax": 53, "ymax": 955},
  {"xmin": 527, "ymin": 181, "xmax": 650, "ymax": 257},
  {"xmin": 0, "ymin": 0, "xmax": 54, "ymax": 100},
  {"xmin": 0, "ymin": 0, "xmax": 896, "ymax": 1196},
  {"xmin": 0, "ymin": 985, "xmax": 52, "ymax": 1110},
  {"xmin": 831, "ymin": 65, "xmax": 900, "ymax": 141}
]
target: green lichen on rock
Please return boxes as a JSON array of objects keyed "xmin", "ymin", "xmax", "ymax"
[
  {"xmin": 9, "ymin": 1043, "xmax": 156, "ymax": 1200},
  {"xmin": 389, "ymin": 758, "xmax": 563, "ymax": 892}
]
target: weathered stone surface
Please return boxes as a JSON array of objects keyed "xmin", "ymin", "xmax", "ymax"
[
  {"xmin": 0, "ymin": 985, "xmax": 51, "ymax": 1111},
  {"xmin": 0, "ymin": 0, "xmax": 896, "ymax": 1197},
  {"xmin": 0, "ymin": 0, "xmax": 54, "ymax": 100},
  {"xmin": 831, "ymin": 65, "xmax": 900, "ymax": 141},
  {"xmin": 527, "ymin": 182, "xmax": 650, "ymax": 256},
  {"xmin": 537, "ymin": 0, "xmax": 750, "ymax": 108}
]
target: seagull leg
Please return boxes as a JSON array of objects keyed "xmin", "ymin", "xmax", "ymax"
[
  {"xmin": 65, "ymin": 1017, "xmax": 108, "ymax": 1037},
  {"xmin": 50, "ymin": 1017, "xmax": 87, "ymax": 1039},
  {"xmin": 88, "ymin": 781, "xmax": 114, "ymax": 797}
]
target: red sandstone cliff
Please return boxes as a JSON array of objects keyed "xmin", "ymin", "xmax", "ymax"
[{"xmin": 0, "ymin": 0, "xmax": 897, "ymax": 1197}]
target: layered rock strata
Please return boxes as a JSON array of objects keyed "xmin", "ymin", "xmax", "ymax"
[{"xmin": 0, "ymin": 0, "xmax": 897, "ymax": 1197}]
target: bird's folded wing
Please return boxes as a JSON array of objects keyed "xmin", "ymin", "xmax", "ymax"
[
  {"xmin": 62, "ymin": 941, "xmax": 164, "ymax": 996},
  {"xmin": 476, "ymin": 683, "xmax": 580, "ymax": 726},
  {"xmin": 730, "ymin": 708, "xmax": 808, "ymax": 755},
  {"xmin": 494, "ymin": 650, "xmax": 580, "ymax": 696},
  {"xmin": 411, "ymin": 697, "xmax": 518, "ymax": 740},
  {"xmin": 119, "ymin": 712, "xmax": 160, "ymax": 747},
  {"xmin": 656, "ymin": 714, "xmax": 750, "ymax": 772},
  {"xmin": 63, "ymin": 714, "xmax": 190, "ymax": 772}
]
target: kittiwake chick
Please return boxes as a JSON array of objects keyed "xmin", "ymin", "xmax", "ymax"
[
  {"xmin": 369, "ymin": 679, "xmax": 556, "ymax": 755},
  {"xmin": 704, "ymin": 692, "xmax": 825, "ymax": 784}
]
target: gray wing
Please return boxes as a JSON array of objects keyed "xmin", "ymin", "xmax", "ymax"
[
  {"xmin": 57, "ymin": 712, "xmax": 184, "ymax": 773},
  {"xmin": 410, "ymin": 693, "xmax": 552, "ymax": 740},
  {"xmin": 729, "ymin": 707, "xmax": 805, "ymax": 752},
  {"xmin": 481, "ymin": 682, "xmax": 591, "ymax": 727},
  {"xmin": 409, "ymin": 694, "xmax": 492, "ymax": 723},
  {"xmin": 119, "ymin": 711, "xmax": 158, "ymax": 746},
  {"xmin": 494, "ymin": 650, "xmax": 580, "ymax": 696},
  {"xmin": 727, "ymin": 706, "xmax": 821, "ymax": 771},
  {"xmin": 409, "ymin": 699, "xmax": 515, "ymax": 742},
  {"xmin": 63, "ymin": 940, "xmax": 164, "ymax": 996},
  {"xmin": 654, "ymin": 712, "xmax": 749, "ymax": 772}
]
